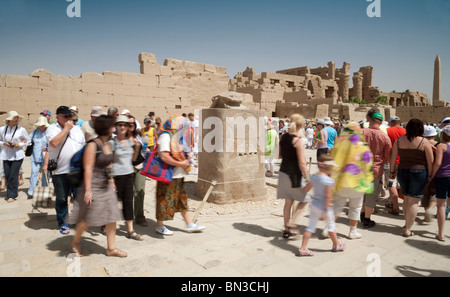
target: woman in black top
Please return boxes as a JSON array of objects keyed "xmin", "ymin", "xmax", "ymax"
[{"xmin": 277, "ymin": 114, "xmax": 311, "ymax": 238}]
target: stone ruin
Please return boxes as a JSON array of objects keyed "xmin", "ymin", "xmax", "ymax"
[
  {"xmin": 195, "ymin": 92, "xmax": 267, "ymax": 204},
  {"xmin": 1, "ymin": 51, "xmax": 449, "ymax": 129}
]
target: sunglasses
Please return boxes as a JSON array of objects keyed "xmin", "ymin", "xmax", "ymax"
[{"xmin": 117, "ymin": 123, "xmax": 129, "ymax": 127}]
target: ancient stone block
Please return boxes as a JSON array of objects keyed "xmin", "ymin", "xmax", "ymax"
[
  {"xmin": 140, "ymin": 62, "xmax": 160, "ymax": 76},
  {"xmin": 122, "ymin": 72, "xmax": 140, "ymax": 85},
  {"xmin": 103, "ymin": 71, "xmax": 123, "ymax": 84},
  {"xmin": 29, "ymin": 69, "xmax": 54, "ymax": 79},
  {"xmin": 81, "ymin": 72, "xmax": 104, "ymax": 83},
  {"xmin": 5, "ymin": 75, "xmax": 38, "ymax": 89},
  {"xmin": 204, "ymin": 64, "xmax": 216, "ymax": 73},
  {"xmin": 315, "ymin": 104, "xmax": 329, "ymax": 119},
  {"xmin": 138, "ymin": 74, "xmax": 158, "ymax": 87},
  {"xmin": 139, "ymin": 52, "xmax": 158, "ymax": 64},
  {"xmin": 158, "ymin": 76, "xmax": 175, "ymax": 88},
  {"xmin": 196, "ymin": 108, "xmax": 267, "ymax": 204},
  {"xmin": 160, "ymin": 65, "xmax": 173, "ymax": 77}
]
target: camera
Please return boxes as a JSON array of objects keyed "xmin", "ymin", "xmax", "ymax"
[
  {"xmin": 47, "ymin": 159, "xmax": 58, "ymax": 172},
  {"xmin": 7, "ymin": 142, "xmax": 13, "ymax": 147}
]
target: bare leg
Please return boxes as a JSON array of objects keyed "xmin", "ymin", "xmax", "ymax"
[
  {"xmin": 181, "ymin": 210, "xmax": 191, "ymax": 225},
  {"xmin": 71, "ymin": 221, "xmax": 88, "ymax": 256},
  {"xmin": 436, "ymin": 199, "xmax": 447, "ymax": 240},
  {"xmin": 404, "ymin": 196, "xmax": 420, "ymax": 236},
  {"xmin": 300, "ymin": 230, "xmax": 312, "ymax": 250}
]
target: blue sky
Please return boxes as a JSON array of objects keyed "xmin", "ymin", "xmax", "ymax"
[{"xmin": 1, "ymin": 0, "xmax": 449, "ymax": 100}]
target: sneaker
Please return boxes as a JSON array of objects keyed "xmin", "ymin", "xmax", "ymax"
[
  {"xmin": 186, "ymin": 223, "xmax": 205, "ymax": 233},
  {"xmin": 348, "ymin": 229, "xmax": 362, "ymax": 239},
  {"xmin": 155, "ymin": 225, "xmax": 173, "ymax": 236},
  {"xmin": 362, "ymin": 218, "xmax": 376, "ymax": 228}
]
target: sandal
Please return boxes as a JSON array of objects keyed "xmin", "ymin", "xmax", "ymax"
[
  {"xmin": 106, "ymin": 248, "xmax": 128, "ymax": 258},
  {"xmin": 332, "ymin": 240, "xmax": 346, "ymax": 252},
  {"xmin": 402, "ymin": 231, "xmax": 414, "ymax": 238},
  {"xmin": 127, "ymin": 230, "xmax": 143, "ymax": 241},
  {"xmin": 298, "ymin": 248, "xmax": 314, "ymax": 256},
  {"xmin": 59, "ymin": 225, "xmax": 70, "ymax": 235},
  {"xmin": 435, "ymin": 235, "xmax": 445, "ymax": 242},
  {"xmin": 282, "ymin": 226, "xmax": 298, "ymax": 239}
]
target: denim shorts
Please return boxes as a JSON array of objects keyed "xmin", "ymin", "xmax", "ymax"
[
  {"xmin": 434, "ymin": 177, "xmax": 450, "ymax": 200},
  {"xmin": 397, "ymin": 168, "xmax": 427, "ymax": 199}
]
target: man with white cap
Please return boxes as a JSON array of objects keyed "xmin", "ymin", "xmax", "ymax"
[
  {"xmin": 386, "ymin": 116, "xmax": 406, "ymax": 215},
  {"xmin": 323, "ymin": 117, "xmax": 337, "ymax": 150},
  {"xmin": 70, "ymin": 106, "xmax": 85, "ymax": 127}
]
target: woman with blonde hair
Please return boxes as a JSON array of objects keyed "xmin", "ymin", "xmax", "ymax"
[{"xmin": 277, "ymin": 113, "xmax": 311, "ymax": 238}]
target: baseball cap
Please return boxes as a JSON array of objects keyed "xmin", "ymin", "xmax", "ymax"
[
  {"xmin": 144, "ymin": 117, "xmax": 151, "ymax": 123},
  {"xmin": 70, "ymin": 106, "xmax": 78, "ymax": 112},
  {"xmin": 440, "ymin": 117, "xmax": 450, "ymax": 125},
  {"xmin": 56, "ymin": 106, "xmax": 71, "ymax": 115},
  {"xmin": 389, "ymin": 116, "xmax": 400, "ymax": 122},
  {"xmin": 121, "ymin": 109, "xmax": 131, "ymax": 115},
  {"xmin": 372, "ymin": 112, "xmax": 383, "ymax": 121},
  {"xmin": 40, "ymin": 109, "xmax": 52, "ymax": 116}
]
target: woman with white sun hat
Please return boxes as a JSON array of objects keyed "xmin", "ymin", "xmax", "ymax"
[{"xmin": 0, "ymin": 111, "xmax": 30, "ymax": 203}]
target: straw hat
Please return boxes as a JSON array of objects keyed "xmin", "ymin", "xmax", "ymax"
[
  {"xmin": 116, "ymin": 115, "xmax": 131, "ymax": 124},
  {"xmin": 35, "ymin": 116, "xmax": 50, "ymax": 128},
  {"xmin": 5, "ymin": 110, "xmax": 24, "ymax": 123}
]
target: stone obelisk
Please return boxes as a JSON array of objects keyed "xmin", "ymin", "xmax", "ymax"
[{"xmin": 433, "ymin": 54, "xmax": 441, "ymax": 104}]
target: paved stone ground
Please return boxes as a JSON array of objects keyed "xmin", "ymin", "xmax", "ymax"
[{"xmin": 0, "ymin": 149, "xmax": 449, "ymax": 277}]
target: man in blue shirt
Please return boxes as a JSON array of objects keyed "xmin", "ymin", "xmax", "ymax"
[{"xmin": 324, "ymin": 117, "xmax": 337, "ymax": 149}]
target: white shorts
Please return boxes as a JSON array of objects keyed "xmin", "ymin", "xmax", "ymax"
[{"xmin": 306, "ymin": 205, "xmax": 336, "ymax": 233}]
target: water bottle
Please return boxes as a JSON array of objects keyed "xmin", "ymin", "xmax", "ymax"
[{"xmin": 143, "ymin": 135, "xmax": 149, "ymax": 150}]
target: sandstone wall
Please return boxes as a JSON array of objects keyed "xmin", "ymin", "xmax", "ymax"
[
  {"xmin": 0, "ymin": 53, "xmax": 229, "ymax": 131},
  {"xmin": 396, "ymin": 106, "xmax": 450, "ymax": 124}
]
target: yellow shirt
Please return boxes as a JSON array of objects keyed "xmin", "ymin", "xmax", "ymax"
[{"xmin": 142, "ymin": 128, "xmax": 155, "ymax": 146}]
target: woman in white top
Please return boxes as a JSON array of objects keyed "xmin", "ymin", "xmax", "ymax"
[{"xmin": 0, "ymin": 111, "xmax": 30, "ymax": 203}]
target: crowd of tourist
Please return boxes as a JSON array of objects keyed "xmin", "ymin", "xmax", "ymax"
[
  {"xmin": 0, "ymin": 106, "xmax": 202, "ymax": 257},
  {"xmin": 1, "ymin": 105, "xmax": 448, "ymax": 258},
  {"xmin": 269, "ymin": 110, "xmax": 449, "ymax": 256}
]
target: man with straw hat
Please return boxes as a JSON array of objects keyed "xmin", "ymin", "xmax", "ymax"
[
  {"xmin": 26, "ymin": 116, "xmax": 50, "ymax": 199},
  {"xmin": 0, "ymin": 111, "xmax": 30, "ymax": 203}
]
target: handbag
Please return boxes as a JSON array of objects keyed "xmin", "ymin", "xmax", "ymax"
[
  {"xmin": 140, "ymin": 143, "xmax": 174, "ymax": 184},
  {"xmin": 25, "ymin": 130, "xmax": 36, "ymax": 157},
  {"xmin": 32, "ymin": 173, "xmax": 54, "ymax": 209}
]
